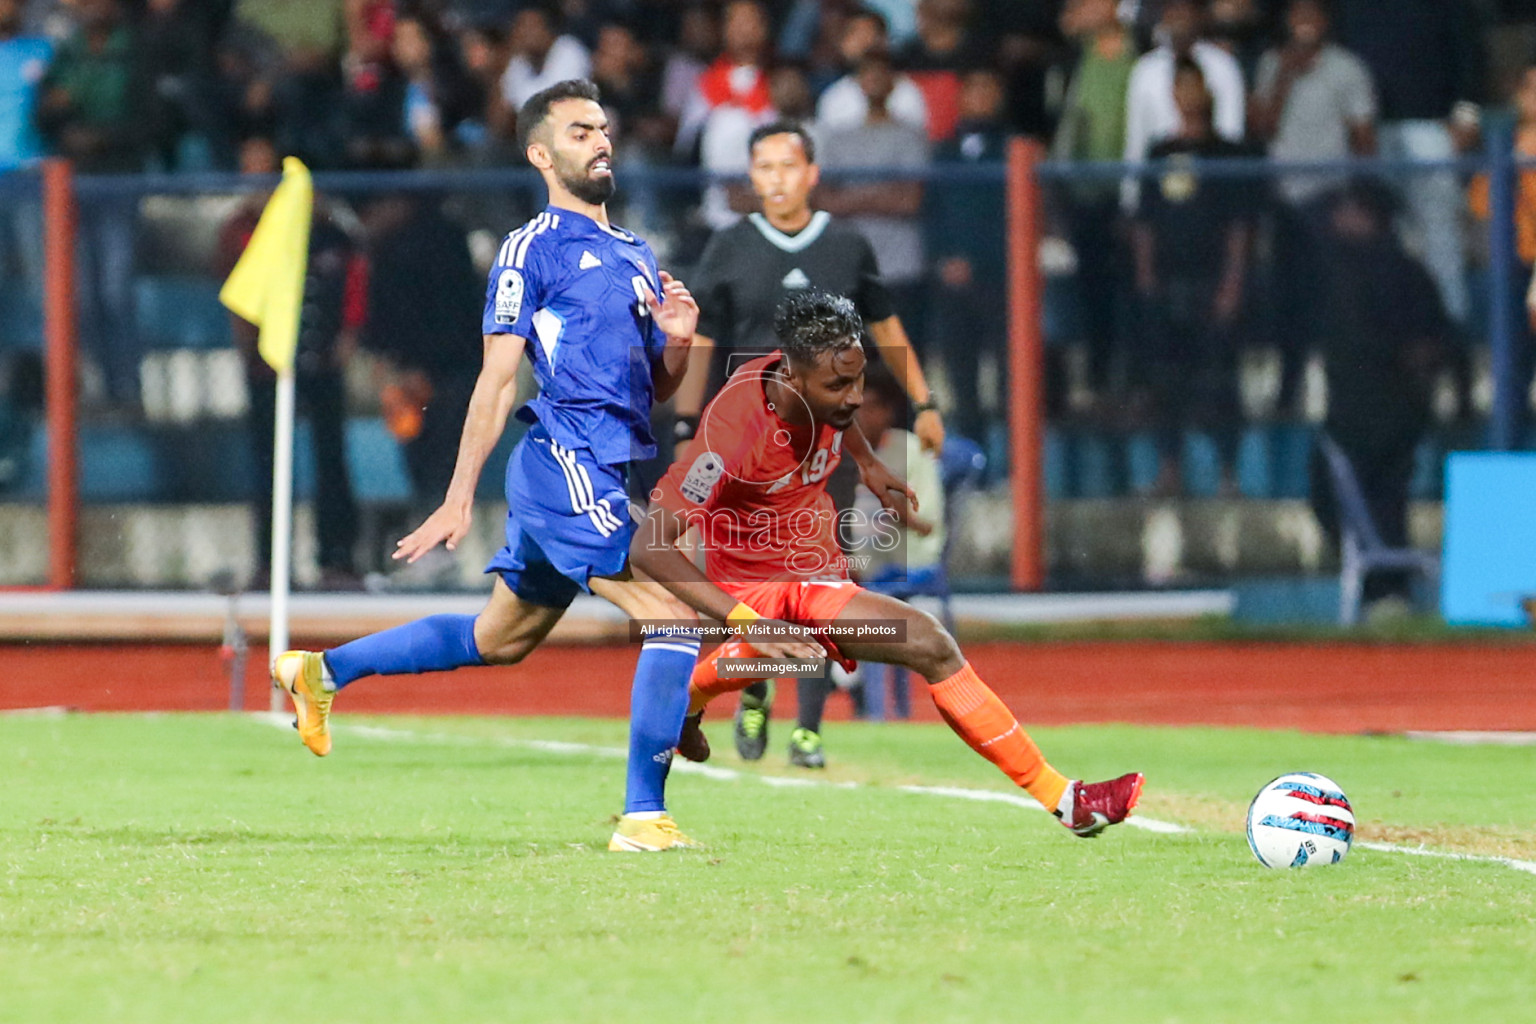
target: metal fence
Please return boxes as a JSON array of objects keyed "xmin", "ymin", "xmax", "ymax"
[{"xmin": 0, "ymin": 149, "xmax": 1524, "ymax": 591}]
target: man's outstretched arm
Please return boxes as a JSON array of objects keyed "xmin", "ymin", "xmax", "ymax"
[{"xmin": 842, "ymin": 422, "xmax": 928, "ymax": 531}]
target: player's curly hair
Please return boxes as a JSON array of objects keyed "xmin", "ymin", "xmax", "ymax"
[
  {"xmin": 773, "ymin": 290, "xmax": 863, "ymax": 369},
  {"xmin": 518, "ymin": 79, "xmax": 602, "ymax": 153}
]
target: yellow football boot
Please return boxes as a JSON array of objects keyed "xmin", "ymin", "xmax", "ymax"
[
  {"xmin": 607, "ymin": 814, "xmax": 700, "ymax": 852},
  {"xmin": 272, "ymin": 650, "xmax": 334, "ymax": 757}
]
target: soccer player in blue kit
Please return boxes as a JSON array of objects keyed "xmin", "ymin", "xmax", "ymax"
[{"xmin": 271, "ymin": 80, "xmax": 823, "ymax": 852}]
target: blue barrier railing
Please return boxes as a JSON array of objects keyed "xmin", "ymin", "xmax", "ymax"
[{"xmin": 2, "ymin": 148, "xmax": 1529, "ymax": 483}]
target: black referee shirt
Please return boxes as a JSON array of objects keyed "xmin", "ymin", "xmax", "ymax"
[{"xmin": 691, "ymin": 211, "xmax": 895, "ymax": 394}]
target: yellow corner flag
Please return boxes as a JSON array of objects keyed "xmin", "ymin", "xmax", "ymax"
[{"xmin": 219, "ymin": 156, "xmax": 313, "ymax": 373}]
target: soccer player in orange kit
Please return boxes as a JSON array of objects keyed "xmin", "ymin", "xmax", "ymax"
[{"xmin": 632, "ymin": 291, "xmax": 1143, "ymax": 837}]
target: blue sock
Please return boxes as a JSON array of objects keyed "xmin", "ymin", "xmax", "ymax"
[
  {"xmin": 623, "ymin": 634, "xmax": 701, "ymax": 814},
  {"xmin": 323, "ymin": 614, "xmax": 485, "ymax": 688}
]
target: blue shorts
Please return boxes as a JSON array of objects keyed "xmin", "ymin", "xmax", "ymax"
[{"xmin": 484, "ymin": 425, "xmax": 637, "ymax": 608}]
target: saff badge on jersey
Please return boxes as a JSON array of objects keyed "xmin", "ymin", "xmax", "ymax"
[
  {"xmin": 494, "ymin": 269, "xmax": 524, "ymax": 324},
  {"xmin": 679, "ymin": 451, "xmax": 726, "ymax": 504}
]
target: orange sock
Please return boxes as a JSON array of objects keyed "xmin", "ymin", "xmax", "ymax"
[
  {"xmin": 688, "ymin": 640, "xmax": 761, "ymax": 713},
  {"xmin": 929, "ymin": 662, "xmax": 1069, "ymax": 812}
]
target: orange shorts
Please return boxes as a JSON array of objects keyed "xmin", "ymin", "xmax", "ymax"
[{"xmin": 721, "ymin": 579, "xmax": 864, "ymax": 671}]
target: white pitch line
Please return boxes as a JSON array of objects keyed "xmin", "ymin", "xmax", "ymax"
[
  {"xmin": 1355, "ymin": 841, "xmax": 1536, "ymax": 876},
  {"xmin": 264, "ymin": 716, "xmax": 1172, "ymax": 828},
  {"xmin": 1404, "ymin": 731, "xmax": 1536, "ymax": 747},
  {"xmin": 253, "ymin": 715, "xmax": 1536, "ymax": 874},
  {"xmin": 895, "ymin": 786, "xmax": 1193, "ymax": 836}
]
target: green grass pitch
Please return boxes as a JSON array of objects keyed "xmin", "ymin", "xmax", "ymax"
[{"xmin": 2, "ymin": 712, "xmax": 1533, "ymax": 1023}]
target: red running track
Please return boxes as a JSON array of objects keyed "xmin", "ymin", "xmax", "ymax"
[{"xmin": 2, "ymin": 641, "xmax": 1533, "ymax": 733}]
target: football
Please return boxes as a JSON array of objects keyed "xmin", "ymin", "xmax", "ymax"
[{"xmin": 1246, "ymin": 773, "xmax": 1355, "ymax": 868}]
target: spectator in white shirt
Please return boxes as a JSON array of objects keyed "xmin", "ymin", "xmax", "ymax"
[
  {"xmin": 1250, "ymin": 0, "xmax": 1377, "ymax": 414},
  {"xmin": 678, "ymin": 0, "xmax": 776, "ymax": 229},
  {"xmin": 1123, "ymin": 0, "xmax": 1245, "ymax": 165},
  {"xmin": 820, "ymin": 51, "xmax": 930, "ymax": 306},
  {"xmin": 815, "ymin": 7, "xmax": 927, "ymax": 136},
  {"xmin": 498, "ymin": 5, "xmax": 590, "ymax": 110}
]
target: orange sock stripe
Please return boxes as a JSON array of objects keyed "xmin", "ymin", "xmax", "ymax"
[
  {"xmin": 930, "ymin": 662, "xmax": 1068, "ymax": 811},
  {"xmin": 975, "ymin": 721, "xmax": 1022, "ymax": 750}
]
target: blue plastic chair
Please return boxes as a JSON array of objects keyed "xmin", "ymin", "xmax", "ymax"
[
  {"xmin": 1316, "ymin": 432, "xmax": 1439, "ymax": 625},
  {"xmin": 862, "ymin": 435, "xmax": 987, "ymax": 720}
]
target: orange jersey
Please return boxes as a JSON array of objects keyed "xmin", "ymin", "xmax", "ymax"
[{"xmin": 654, "ymin": 353, "xmax": 847, "ymax": 585}]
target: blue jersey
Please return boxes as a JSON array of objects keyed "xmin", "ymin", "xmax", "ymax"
[{"xmin": 482, "ymin": 207, "xmax": 667, "ymax": 466}]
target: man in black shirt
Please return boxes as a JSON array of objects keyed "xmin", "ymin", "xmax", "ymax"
[
  {"xmin": 360, "ymin": 193, "xmax": 484, "ymax": 588},
  {"xmin": 361, "ymin": 194, "xmax": 483, "ymax": 503},
  {"xmin": 1311, "ymin": 180, "xmax": 1450, "ymax": 610},
  {"xmin": 1131, "ymin": 57, "xmax": 1255, "ymax": 496},
  {"xmin": 676, "ymin": 119, "xmax": 944, "ymax": 769}
]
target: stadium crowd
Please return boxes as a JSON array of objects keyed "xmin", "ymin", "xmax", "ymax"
[
  {"xmin": 2, "ymin": 0, "xmax": 1535, "ymax": 594},
  {"xmin": 0, "ymin": 2, "xmax": 1508, "ymax": 183}
]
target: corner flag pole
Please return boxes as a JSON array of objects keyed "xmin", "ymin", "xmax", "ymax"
[
  {"xmin": 268, "ymin": 367, "xmax": 297, "ymax": 699},
  {"xmin": 218, "ymin": 157, "xmax": 313, "ymax": 706}
]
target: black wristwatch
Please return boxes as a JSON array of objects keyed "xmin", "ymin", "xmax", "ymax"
[{"xmin": 913, "ymin": 399, "xmax": 939, "ymax": 415}]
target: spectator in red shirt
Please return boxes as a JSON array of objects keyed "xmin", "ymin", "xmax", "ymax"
[
  {"xmin": 898, "ymin": 0, "xmax": 992, "ymax": 142},
  {"xmin": 341, "ymin": 0, "xmax": 412, "ymax": 169},
  {"xmin": 677, "ymin": 0, "xmax": 776, "ymax": 229},
  {"xmin": 676, "ymin": 0, "xmax": 774, "ymax": 154}
]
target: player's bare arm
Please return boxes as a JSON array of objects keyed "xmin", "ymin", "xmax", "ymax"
[
  {"xmin": 865, "ymin": 315, "xmax": 945, "ymax": 455},
  {"xmin": 395, "ymin": 332, "xmax": 527, "ymax": 563},
  {"xmin": 646, "ymin": 271, "xmax": 700, "ymax": 402},
  {"xmin": 629, "ymin": 502, "xmax": 827, "ymax": 662},
  {"xmin": 841, "ymin": 420, "xmax": 923, "ymax": 522}
]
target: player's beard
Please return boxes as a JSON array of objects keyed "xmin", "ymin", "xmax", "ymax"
[{"xmin": 555, "ymin": 152, "xmax": 616, "ymax": 206}]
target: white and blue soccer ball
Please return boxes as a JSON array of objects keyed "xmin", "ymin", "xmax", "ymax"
[{"xmin": 1246, "ymin": 772, "xmax": 1355, "ymax": 868}]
